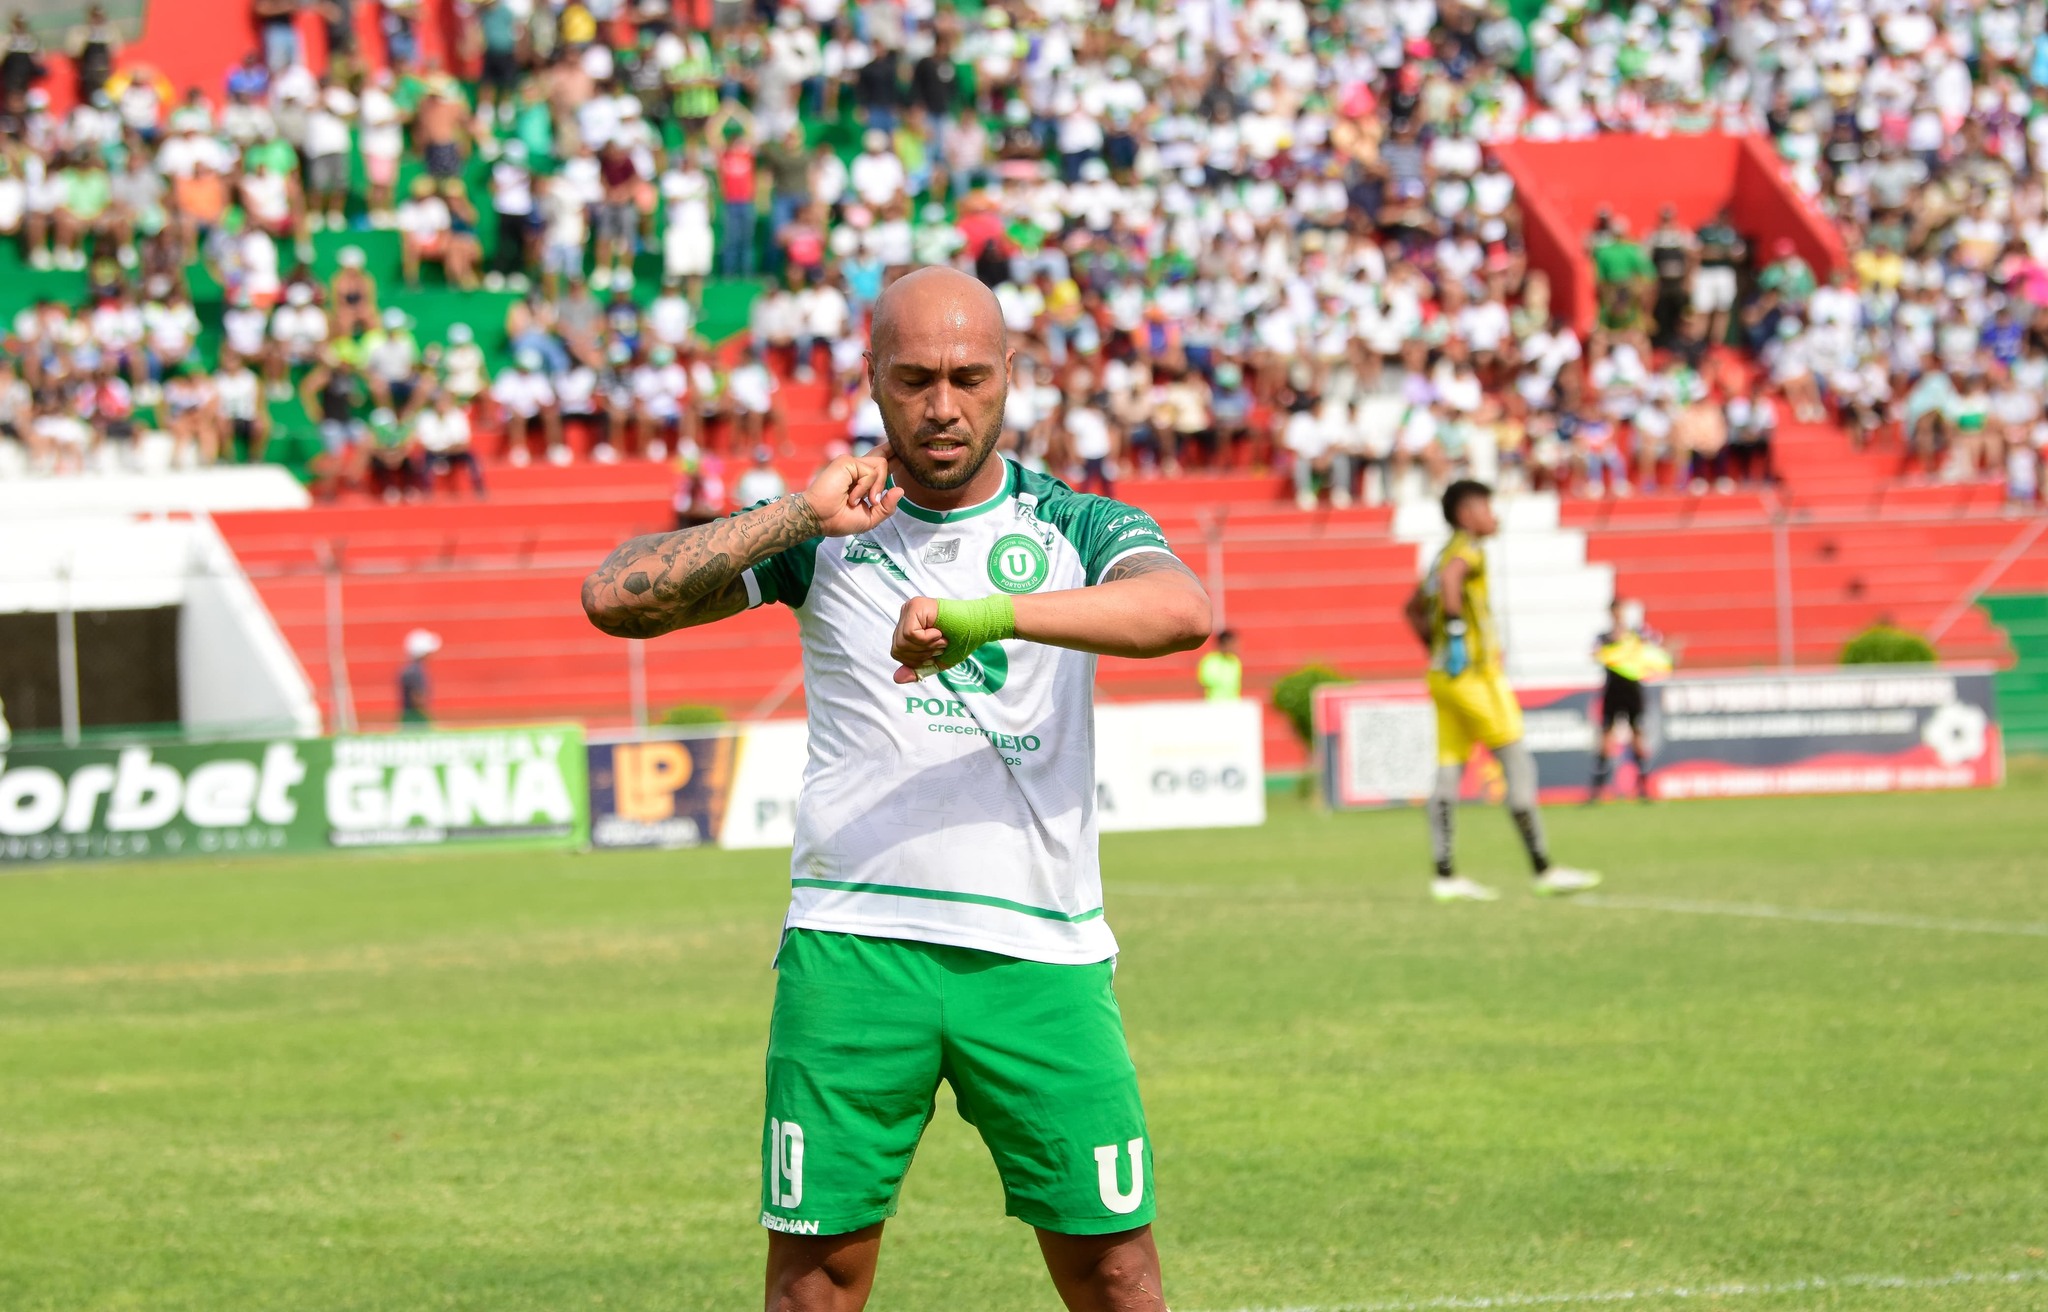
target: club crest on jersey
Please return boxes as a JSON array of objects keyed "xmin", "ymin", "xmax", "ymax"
[
  {"xmin": 938, "ymin": 644, "xmax": 1009, "ymax": 695},
  {"xmin": 988, "ymin": 534, "xmax": 1050, "ymax": 593}
]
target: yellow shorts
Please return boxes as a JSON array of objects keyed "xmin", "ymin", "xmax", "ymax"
[{"xmin": 1428, "ymin": 668, "xmax": 1525, "ymax": 765}]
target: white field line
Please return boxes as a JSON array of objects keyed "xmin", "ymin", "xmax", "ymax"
[
  {"xmin": 1573, "ymin": 894, "xmax": 2048, "ymax": 939},
  {"xmin": 1190, "ymin": 1266, "xmax": 2048, "ymax": 1312},
  {"xmin": 0, "ymin": 925, "xmax": 718, "ymax": 990},
  {"xmin": 1116, "ymin": 884, "xmax": 2048, "ymax": 939}
]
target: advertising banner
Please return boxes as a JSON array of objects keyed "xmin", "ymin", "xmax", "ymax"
[
  {"xmin": 1317, "ymin": 682, "xmax": 1599, "ymax": 807},
  {"xmin": 1094, "ymin": 700, "xmax": 1266, "ymax": 832},
  {"xmin": 324, "ymin": 726, "xmax": 588, "ymax": 849},
  {"xmin": 0, "ymin": 737, "xmax": 329, "ymax": 865},
  {"xmin": 718, "ymin": 720, "xmax": 810, "ymax": 850},
  {"xmin": 1318, "ymin": 690, "xmax": 1436, "ymax": 809},
  {"xmin": 1316, "ymin": 666, "xmax": 2002, "ymax": 809},
  {"xmin": 1, "ymin": 726, "xmax": 588, "ymax": 865},
  {"xmin": 1649, "ymin": 667, "xmax": 2002, "ymax": 797},
  {"xmin": 586, "ymin": 729, "xmax": 740, "ymax": 850},
  {"xmin": 703, "ymin": 701, "xmax": 1267, "ymax": 850}
]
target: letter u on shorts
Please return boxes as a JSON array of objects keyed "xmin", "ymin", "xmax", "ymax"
[{"xmin": 761, "ymin": 929, "xmax": 1155, "ymax": 1237}]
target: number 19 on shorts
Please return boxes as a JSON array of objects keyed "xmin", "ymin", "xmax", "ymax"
[{"xmin": 768, "ymin": 1118, "xmax": 804, "ymax": 1208}]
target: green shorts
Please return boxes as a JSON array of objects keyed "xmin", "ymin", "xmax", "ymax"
[{"xmin": 761, "ymin": 929, "xmax": 1155, "ymax": 1237}]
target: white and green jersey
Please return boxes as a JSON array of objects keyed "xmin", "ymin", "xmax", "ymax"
[{"xmin": 742, "ymin": 458, "xmax": 1174, "ymax": 965}]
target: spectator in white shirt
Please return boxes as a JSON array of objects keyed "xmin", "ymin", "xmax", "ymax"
[
  {"xmin": 437, "ymin": 323, "xmax": 487, "ymax": 404},
  {"xmin": 793, "ymin": 274, "xmax": 849, "ymax": 383},
  {"xmin": 809, "ymin": 139, "xmax": 849, "ymax": 211},
  {"xmin": 849, "ymin": 128, "xmax": 907, "ymax": 209},
  {"xmin": 734, "ymin": 443, "xmax": 788, "ymax": 506},
  {"xmin": 143, "ymin": 287, "xmax": 201, "ymax": 385},
  {"xmin": 303, "ymin": 85, "xmax": 354, "ymax": 230},
  {"xmin": 213, "ymin": 349, "xmax": 269, "ymax": 462},
  {"xmin": 358, "ymin": 73, "xmax": 404, "ymax": 226},
  {"xmin": 490, "ymin": 348, "xmax": 564, "ymax": 466},
  {"xmin": 398, "ymin": 175, "xmax": 452, "ymax": 289},
  {"xmin": 647, "ymin": 278, "xmax": 697, "ymax": 352},
  {"xmin": 1286, "ymin": 390, "xmax": 1352, "ymax": 510},
  {"xmin": 659, "ymin": 153, "xmax": 715, "ymax": 295},
  {"xmin": 629, "ymin": 344, "xmax": 691, "ymax": 460},
  {"xmin": 416, "ymin": 385, "xmax": 484, "ymax": 495},
  {"xmin": 726, "ymin": 344, "xmax": 782, "ymax": 447},
  {"xmin": 1062, "ymin": 386, "xmax": 1118, "ymax": 496}
]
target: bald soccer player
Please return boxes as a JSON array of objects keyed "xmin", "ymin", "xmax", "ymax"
[{"xmin": 582, "ymin": 267, "xmax": 1211, "ymax": 1312}]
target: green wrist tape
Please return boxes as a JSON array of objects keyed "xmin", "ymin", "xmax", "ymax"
[{"xmin": 928, "ymin": 595, "xmax": 1017, "ymax": 673}]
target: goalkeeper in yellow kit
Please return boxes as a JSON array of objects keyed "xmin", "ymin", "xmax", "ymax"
[{"xmin": 1403, "ymin": 481, "xmax": 1602, "ymax": 903}]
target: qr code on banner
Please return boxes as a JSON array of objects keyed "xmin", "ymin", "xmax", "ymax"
[{"xmin": 1339, "ymin": 702, "xmax": 1438, "ymax": 806}]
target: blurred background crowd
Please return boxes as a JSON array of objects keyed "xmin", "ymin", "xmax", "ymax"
[{"xmin": 0, "ymin": 0, "xmax": 2046, "ymax": 508}]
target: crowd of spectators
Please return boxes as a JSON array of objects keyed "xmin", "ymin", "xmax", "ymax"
[{"xmin": 0, "ymin": 0, "xmax": 2045, "ymax": 507}]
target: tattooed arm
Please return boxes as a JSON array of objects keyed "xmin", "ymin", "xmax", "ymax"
[
  {"xmin": 890, "ymin": 549, "xmax": 1213, "ymax": 675},
  {"xmin": 582, "ymin": 447, "xmax": 901, "ymax": 639},
  {"xmin": 1010, "ymin": 549, "xmax": 1212, "ymax": 657}
]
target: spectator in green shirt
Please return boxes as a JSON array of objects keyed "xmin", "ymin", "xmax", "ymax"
[
  {"xmin": 1590, "ymin": 212, "xmax": 1654, "ymax": 332},
  {"xmin": 1590, "ymin": 214, "xmax": 1654, "ymax": 286},
  {"xmin": 53, "ymin": 152, "xmax": 111, "ymax": 270},
  {"xmin": 365, "ymin": 405, "xmax": 426, "ymax": 502},
  {"xmin": 1756, "ymin": 238, "xmax": 1817, "ymax": 307}
]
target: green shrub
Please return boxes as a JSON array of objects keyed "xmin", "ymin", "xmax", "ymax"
[
  {"xmin": 1840, "ymin": 625, "xmax": 1937, "ymax": 665},
  {"xmin": 658, "ymin": 704, "xmax": 731, "ymax": 727},
  {"xmin": 1271, "ymin": 664, "xmax": 1348, "ymax": 746}
]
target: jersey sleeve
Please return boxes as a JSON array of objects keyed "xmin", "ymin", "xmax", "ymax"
[
  {"xmin": 733, "ymin": 498, "xmax": 822, "ymax": 610},
  {"xmin": 1057, "ymin": 495, "xmax": 1175, "ymax": 584}
]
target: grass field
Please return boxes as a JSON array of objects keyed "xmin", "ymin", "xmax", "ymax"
[{"xmin": 3, "ymin": 768, "xmax": 2045, "ymax": 1312}]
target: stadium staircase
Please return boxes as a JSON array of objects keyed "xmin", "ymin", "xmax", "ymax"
[{"xmin": 1394, "ymin": 495, "xmax": 1611, "ymax": 687}]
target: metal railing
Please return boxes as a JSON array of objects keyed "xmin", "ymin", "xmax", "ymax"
[
  {"xmin": 10, "ymin": 498, "xmax": 2043, "ymax": 742},
  {"xmin": 280, "ymin": 499, "xmax": 2048, "ymax": 722}
]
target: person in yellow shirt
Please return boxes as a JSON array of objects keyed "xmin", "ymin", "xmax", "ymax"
[
  {"xmin": 1197, "ymin": 629, "xmax": 1242, "ymax": 700},
  {"xmin": 1590, "ymin": 598, "xmax": 1672, "ymax": 802},
  {"xmin": 1403, "ymin": 481, "xmax": 1602, "ymax": 902},
  {"xmin": 1851, "ymin": 238, "xmax": 1904, "ymax": 295}
]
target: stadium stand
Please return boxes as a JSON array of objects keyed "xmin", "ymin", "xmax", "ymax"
[{"xmin": 11, "ymin": 0, "xmax": 2048, "ymax": 769}]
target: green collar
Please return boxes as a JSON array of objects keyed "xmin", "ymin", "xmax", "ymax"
[{"xmin": 894, "ymin": 458, "xmax": 1014, "ymax": 524}]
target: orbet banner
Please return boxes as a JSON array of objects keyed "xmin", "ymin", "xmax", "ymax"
[
  {"xmin": 0, "ymin": 725, "xmax": 588, "ymax": 865},
  {"xmin": 0, "ymin": 738, "xmax": 327, "ymax": 864}
]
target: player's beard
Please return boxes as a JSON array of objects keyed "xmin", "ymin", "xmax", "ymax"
[{"xmin": 882, "ymin": 393, "xmax": 1008, "ymax": 492}]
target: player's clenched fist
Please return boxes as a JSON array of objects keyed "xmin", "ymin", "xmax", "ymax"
[
  {"xmin": 891, "ymin": 596, "xmax": 948, "ymax": 684},
  {"xmin": 891, "ymin": 594, "xmax": 1017, "ymax": 684},
  {"xmin": 800, "ymin": 444, "xmax": 902, "ymax": 537}
]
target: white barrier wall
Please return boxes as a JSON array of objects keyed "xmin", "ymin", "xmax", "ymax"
[
  {"xmin": 717, "ymin": 700, "xmax": 1266, "ymax": 850},
  {"xmin": 180, "ymin": 516, "xmax": 323, "ymax": 739},
  {"xmin": 0, "ymin": 480, "xmax": 320, "ymax": 738},
  {"xmin": 0, "ymin": 464, "xmax": 309, "ymax": 517}
]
